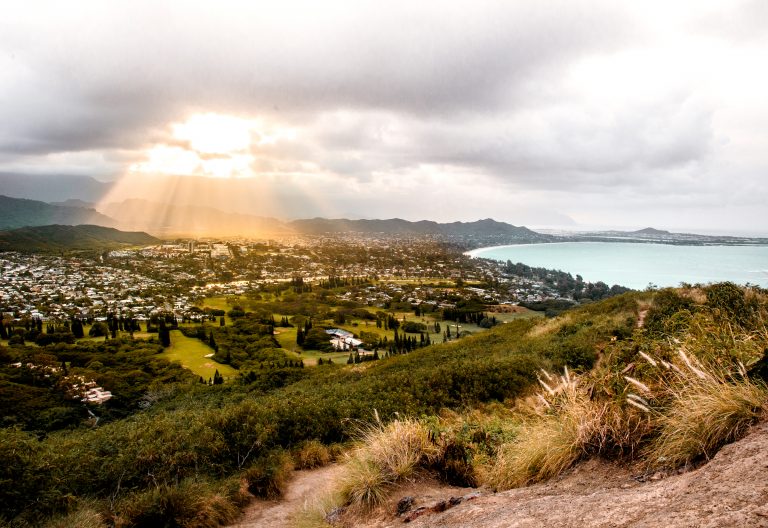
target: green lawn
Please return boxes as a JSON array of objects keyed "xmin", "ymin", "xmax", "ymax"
[{"xmin": 160, "ymin": 330, "xmax": 238, "ymax": 382}]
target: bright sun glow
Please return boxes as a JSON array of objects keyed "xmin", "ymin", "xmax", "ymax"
[
  {"xmin": 174, "ymin": 114, "xmax": 252, "ymax": 154},
  {"xmin": 129, "ymin": 113, "xmax": 297, "ymax": 179}
]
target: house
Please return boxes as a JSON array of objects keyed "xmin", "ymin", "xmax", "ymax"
[{"xmin": 326, "ymin": 328, "xmax": 362, "ymax": 350}]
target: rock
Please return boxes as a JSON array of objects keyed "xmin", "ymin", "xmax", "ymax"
[
  {"xmin": 397, "ymin": 496, "xmax": 415, "ymax": 516},
  {"xmin": 325, "ymin": 506, "xmax": 345, "ymax": 525}
]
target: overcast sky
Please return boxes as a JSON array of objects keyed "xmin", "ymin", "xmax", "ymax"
[{"xmin": 1, "ymin": 0, "xmax": 767, "ymax": 233}]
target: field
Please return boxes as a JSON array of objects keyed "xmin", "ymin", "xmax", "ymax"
[{"xmin": 160, "ymin": 329, "xmax": 238, "ymax": 381}]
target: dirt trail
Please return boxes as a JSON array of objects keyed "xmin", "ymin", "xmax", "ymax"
[
  {"xmin": 637, "ymin": 308, "xmax": 649, "ymax": 328},
  {"xmin": 228, "ymin": 464, "xmax": 343, "ymax": 528}
]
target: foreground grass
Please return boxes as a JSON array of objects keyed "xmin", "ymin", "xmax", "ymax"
[{"xmin": 160, "ymin": 330, "xmax": 238, "ymax": 381}]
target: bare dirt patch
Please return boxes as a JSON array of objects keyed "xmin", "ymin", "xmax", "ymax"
[{"xmin": 228, "ymin": 465, "xmax": 344, "ymax": 528}]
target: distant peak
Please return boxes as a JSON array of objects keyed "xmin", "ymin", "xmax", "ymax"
[{"xmin": 634, "ymin": 227, "xmax": 671, "ymax": 235}]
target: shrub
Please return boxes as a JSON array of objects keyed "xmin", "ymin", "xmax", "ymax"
[
  {"xmin": 294, "ymin": 440, "xmax": 332, "ymax": 470},
  {"xmin": 112, "ymin": 478, "xmax": 241, "ymax": 528},
  {"xmin": 243, "ymin": 449, "xmax": 294, "ymax": 499}
]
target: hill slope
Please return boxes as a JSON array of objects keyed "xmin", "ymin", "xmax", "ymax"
[
  {"xmin": 0, "ymin": 195, "xmax": 115, "ymax": 230},
  {"xmin": 399, "ymin": 420, "xmax": 768, "ymax": 528},
  {"xmin": 0, "ymin": 224, "xmax": 159, "ymax": 252}
]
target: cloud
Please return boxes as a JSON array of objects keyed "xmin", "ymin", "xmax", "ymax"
[{"xmin": 0, "ymin": 0, "xmax": 766, "ymax": 231}]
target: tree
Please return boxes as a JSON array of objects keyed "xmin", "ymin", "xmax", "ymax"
[
  {"xmin": 303, "ymin": 328, "xmax": 332, "ymax": 351},
  {"xmin": 213, "ymin": 370, "xmax": 224, "ymax": 385},
  {"xmin": 158, "ymin": 322, "xmax": 171, "ymax": 348},
  {"xmin": 71, "ymin": 319, "xmax": 84, "ymax": 339},
  {"xmin": 89, "ymin": 322, "xmax": 109, "ymax": 337}
]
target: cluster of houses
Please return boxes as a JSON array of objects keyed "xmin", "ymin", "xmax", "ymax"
[
  {"xmin": 1, "ymin": 234, "xmax": 569, "ymax": 327},
  {"xmin": 0, "ymin": 253, "xmax": 198, "ymax": 323}
]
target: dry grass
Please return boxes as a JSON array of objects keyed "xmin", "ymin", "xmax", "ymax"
[
  {"xmin": 244, "ymin": 450, "xmax": 294, "ymax": 499},
  {"xmin": 484, "ymin": 371, "xmax": 608, "ymax": 490},
  {"xmin": 335, "ymin": 418, "xmax": 441, "ymax": 512},
  {"xmin": 44, "ymin": 503, "xmax": 106, "ymax": 528},
  {"xmin": 293, "ymin": 488, "xmax": 344, "ymax": 528},
  {"xmin": 646, "ymin": 361, "xmax": 767, "ymax": 468}
]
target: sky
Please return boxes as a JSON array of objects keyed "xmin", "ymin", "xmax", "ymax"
[{"xmin": 1, "ymin": 0, "xmax": 767, "ymax": 233}]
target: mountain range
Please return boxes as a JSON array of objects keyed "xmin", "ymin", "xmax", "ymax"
[
  {"xmin": 0, "ymin": 195, "xmax": 115, "ymax": 231},
  {"xmin": 3, "ymin": 194, "xmax": 763, "ymax": 248},
  {"xmin": 0, "ymin": 195, "xmax": 546, "ymax": 245}
]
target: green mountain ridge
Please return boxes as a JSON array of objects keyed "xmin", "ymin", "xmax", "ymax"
[
  {"xmin": 0, "ymin": 195, "xmax": 115, "ymax": 231},
  {"xmin": 0, "ymin": 224, "xmax": 159, "ymax": 252}
]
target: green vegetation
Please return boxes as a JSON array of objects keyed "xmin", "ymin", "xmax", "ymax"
[
  {"xmin": 160, "ymin": 330, "xmax": 237, "ymax": 381},
  {"xmin": 3, "ymin": 282, "xmax": 765, "ymax": 528},
  {"xmin": 0, "ymin": 224, "xmax": 159, "ymax": 252},
  {"xmin": 317, "ymin": 283, "xmax": 768, "ymax": 523},
  {"xmin": 0, "ymin": 195, "xmax": 114, "ymax": 232}
]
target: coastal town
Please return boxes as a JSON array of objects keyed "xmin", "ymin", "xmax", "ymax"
[{"xmin": 0, "ymin": 235, "xmax": 589, "ymax": 325}]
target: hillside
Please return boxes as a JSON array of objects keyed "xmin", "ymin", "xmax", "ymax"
[
  {"xmin": 3, "ymin": 284, "xmax": 767, "ymax": 528},
  {"xmin": 289, "ymin": 216, "xmax": 552, "ymax": 247},
  {"xmin": 345, "ymin": 420, "xmax": 768, "ymax": 528},
  {"xmin": 0, "ymin": 195, "xmax": 115, "ymax": 230},
  {"xmin": 228, "ymin": 421, "xmax": 768, "ymax": 528},
  {"xmin": 0, "ymin": 224, "xmax": 159, "ymax": 252}
]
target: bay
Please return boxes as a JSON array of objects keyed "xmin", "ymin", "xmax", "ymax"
[{"xmin": 468, "ymin": 242, "xmax": 768, "ymax": 290}]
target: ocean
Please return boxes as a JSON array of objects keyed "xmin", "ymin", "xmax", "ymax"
[{"xmin": 468, "ymin": 242, "xmax": 768, "ymax": 290}]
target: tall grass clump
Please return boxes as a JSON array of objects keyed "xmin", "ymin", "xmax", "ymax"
[
  {"xmin": 645, "ymin": 352, "xmax": 767, "ymax": 468},
  {"xmin": 485, "ymin": 369, "xmax": 607, "ymax": 490},
  {"xmin": 336, "ymin": 417, "xmax": 441, "ymax": 512}
]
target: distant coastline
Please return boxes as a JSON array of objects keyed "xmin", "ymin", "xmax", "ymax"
[{"xmin": 466, "ymin": 241, "xmax": 768, "ymax": 289}]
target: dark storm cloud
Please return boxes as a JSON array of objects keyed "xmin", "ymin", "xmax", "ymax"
[{"xmin": 0, "ymin": 1, "xmax": 632, "ymax": 158}]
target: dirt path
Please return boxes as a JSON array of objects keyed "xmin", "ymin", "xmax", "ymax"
[
  {"xmin": 228, "ymin": 464, "xmax": 343, "ymax": 528},
  {"xmin": 637, "ymin": 308, "xmax": 649, "ymax": 328}
]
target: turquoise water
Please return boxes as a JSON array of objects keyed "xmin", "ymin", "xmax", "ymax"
[{"xmin": 469, "ymin": 242, "xmax": 768, "ymax": 290}]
